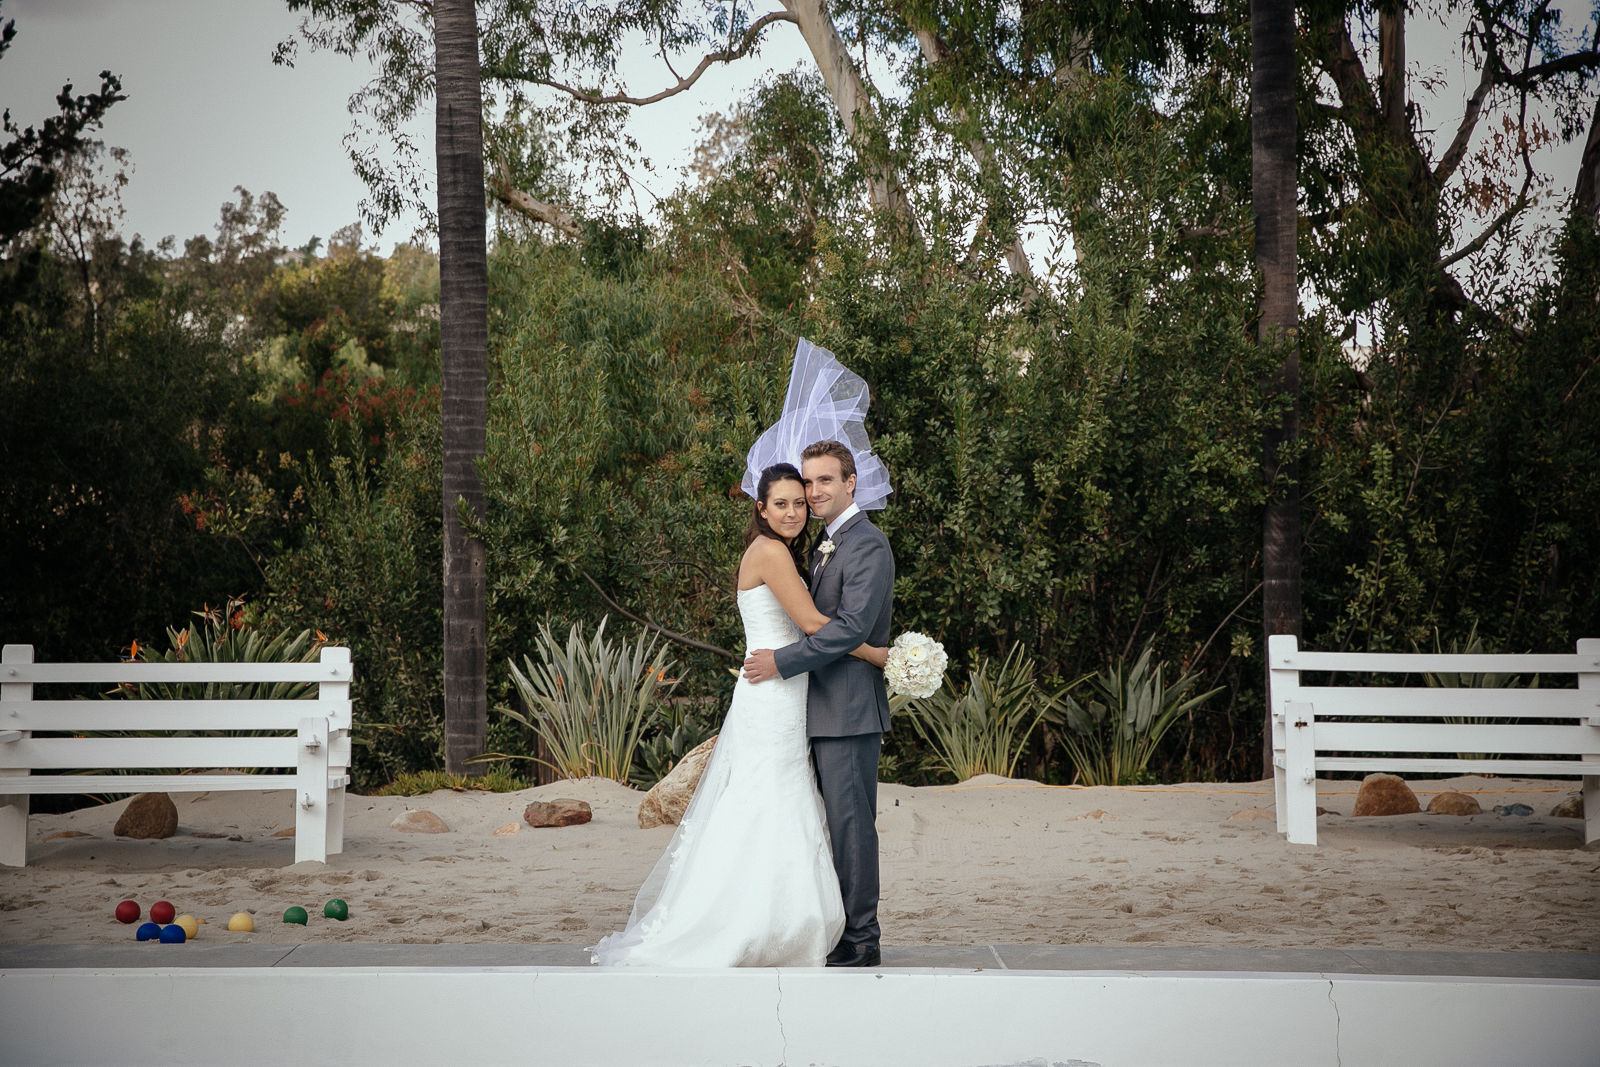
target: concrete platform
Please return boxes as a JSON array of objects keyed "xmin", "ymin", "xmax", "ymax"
[
  {"xmin": 3, "ymin": 942, "xmax": 1597, "ymax": 978},
  {"xmin": 5, "ymin": 945, "xmax": 1597, "ymax": 1066}
]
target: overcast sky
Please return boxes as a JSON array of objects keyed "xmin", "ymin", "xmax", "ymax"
[
  {"xmin": 0, "ymin": 0, "xmax": 1586, "ymax": 275},
  {"xmin": 0, "ymin": 0, "xmax": 812, "ymax": 253}
]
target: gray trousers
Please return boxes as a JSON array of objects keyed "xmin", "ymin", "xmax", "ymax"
[{"xmin": 811, "ymin": 732, "xmax": 881, "ymax": 948}]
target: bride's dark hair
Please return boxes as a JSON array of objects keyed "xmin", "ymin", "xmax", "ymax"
[{"xmin": 742, "ymin": 462, "xmax": 810, "ymax": 580}]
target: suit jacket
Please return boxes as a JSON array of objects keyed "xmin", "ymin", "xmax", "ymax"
[{"xmin": 772, "ymin": 510, "xmax": 895, "ymax": 737}]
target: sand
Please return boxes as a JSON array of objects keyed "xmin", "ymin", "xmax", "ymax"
[{"xmin": 2, "ymin": 775, "xmax": 1596, "ymax": 952}]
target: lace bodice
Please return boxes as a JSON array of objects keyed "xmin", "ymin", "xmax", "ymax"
[{"xmin": 737, "ymin": 585, "xmax": 801, "ymax": 651}]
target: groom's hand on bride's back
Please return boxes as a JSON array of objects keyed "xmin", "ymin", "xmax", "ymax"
[{"xmin": 743, "ymin": 648, "xmax": 780, "ymax": 683}]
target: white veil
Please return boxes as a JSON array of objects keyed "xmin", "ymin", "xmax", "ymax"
[{"xmin": 741, "ymin": 338, "xmax": 893, "ymax": 510}]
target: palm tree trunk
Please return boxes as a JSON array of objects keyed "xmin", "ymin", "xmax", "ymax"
[
  {"xmin": 435, "ymin": 0, "xmax": 489, "ymax": 775},
  {"xmin": 1253, "ymin": 0, "xmax": 1301, "ymax": 777}
]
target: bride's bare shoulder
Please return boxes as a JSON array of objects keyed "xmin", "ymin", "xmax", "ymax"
[{"xmin": 738, "ymin": 536, "xmax": 790, "ymax": 589}]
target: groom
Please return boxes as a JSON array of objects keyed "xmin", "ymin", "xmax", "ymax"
[{"xmin": 743, "ymin": 439, "xmax": 894, "ymax": 968}]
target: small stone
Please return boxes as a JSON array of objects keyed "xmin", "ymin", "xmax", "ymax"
[
  {"xmin": 1227, "ymin": 807, "xmax": 1276, "ymax": 821},
  {"xmin": 1427, "ymin": 791, "xmax": 1481, "ymax": 816},
  {"xmin": 1492, "ymin": 803, "xmax": 1534, "ymax": 817},
  {"xmin": 113, "ymin": 793, "xmax": 178, "ymax": 839},
  {"xmin": 638, "ymin": 737, "xmax": 718, "ymax": 829},
  {"xmin": 525, "ymin": 798, "xmax": 593, "ymax": 828},
  {"xmin": 1071, "ymin": 809, "xmax": 1118, "ymax": 821},
  {"xmin": 1551, "ymin": 795, "xmax": 1584, "ymax": 819},
  {"xmin": 43, "ymin": 830, "xmax": 96, "ymax": 841},
  {"xmin": 271, "ymin": 826, "xmax": 296, "ymax": 837},
  {"xmin": 390, "ymin": 810, "xmax": 451, "ymax": 833},
  {"xmin": 1352, "ymin": 773, "xmax": 1420, "ymax": 817},
  {"xmin": 492, "ymin": 822, "xmax": 520, "ymax": 836}
]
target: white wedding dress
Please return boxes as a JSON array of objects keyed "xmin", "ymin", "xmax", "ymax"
[{"xmin": 589, "ymin": 584, "xmax": 845, "ymax": 967}]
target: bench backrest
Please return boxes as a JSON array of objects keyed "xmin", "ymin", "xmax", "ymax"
[
  {"xmin": 1268, "ymin": 635, "xmax": 1600, "ymax": 757},
  {"xmin": 1, "ymin": 644, "xmax": 352, "ymax": 771}
]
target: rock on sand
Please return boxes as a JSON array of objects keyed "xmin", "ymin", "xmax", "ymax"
[
  {"xmin": 390, "ymin": 809, "xmax": 451, "ymax": 833},
  {"xmin": 1352, "ymin": 773, "xmax": 1420, "ymax": 817},
  {"xmin": 113, "ymin": 793, "xmax": 178, "ymax": 839},
  {"xmin": 1427, "ymin": 791, "xmax": 1481, "ymax": 816},
  {"xmin": 1551, "ymin": 794, "xmax": 1584, "ymax": 819},
  {"xmin": 638, "ymin": 736, "xmax": 717, "ymax": 829},
  {"xmin": 524, "ymin": 799, "xmax": 592, "ymax": 827}
]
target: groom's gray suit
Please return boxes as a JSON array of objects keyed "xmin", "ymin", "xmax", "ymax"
[{"xmin": 772, "ymin": 510, "xmax": 893, "ymax": 950}]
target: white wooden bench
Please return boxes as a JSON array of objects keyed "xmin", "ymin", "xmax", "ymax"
[
  {"xmin": 1, "ymin": 643, "xmax": 352, "ymax": 867},
  {"xmin": 1268, "ymin": 635, "xmax": 1600, "ymax": 847}
]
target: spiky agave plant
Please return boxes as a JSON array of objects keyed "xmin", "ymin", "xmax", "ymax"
[
  {"xmin": 893, "ymin": 644, "xmax": 1068, "ymax": 782},
  {"xmin": 1059, "ymin": 644, "xmax": 1220, "ymax": 786},
  {"xmin": 79, "ymin": 597, "xmax": 330, "ymax": 789},
  {"xmin": 496, "ymin": 617, "xmax": 676, "ymax": 785}
]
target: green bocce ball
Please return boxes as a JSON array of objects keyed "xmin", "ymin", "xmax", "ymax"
[
  {"xmin": 323, "ymin": 898, "xmax": 349, "ymax": 921},
  {"xmin": 282, "ymin": 906, "xmax": 309, "ymax": 926}
]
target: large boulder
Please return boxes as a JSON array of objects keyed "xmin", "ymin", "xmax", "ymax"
[
  {"xmin": 1351, "ymin": 773, "xmax": 1420, "ymax": 817},
  {"xmin": 113, "ymin": 793, "xmax": 178, "ymax": 839},
  {"xmin": 638, "ymin": 736, "xmax": 718, "ymax": 829},
  {"xmin": 524, "ymin": 798, "xmax": 592, "ymax": 828},
  {"xmin": 1427, "ymin": 791, "xmax": 1481, "ymax": 816}
]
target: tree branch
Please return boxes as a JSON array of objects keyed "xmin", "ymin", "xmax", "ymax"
[
  {"xmin": 521, "ymin": 11, "xmax": 798, "ymax": 107},
  {"xmin": 1499, "ymin": 48, "xmax": 1600, "ymax": 89},
  {"xmin": 1433, "ymin": 44, "xmax": 1498, "ymax": 188},
  {"xmin": 489, "ymin": 162, "xmax": 581, "ymax": 238},
  {"xmin": 582, "ymin": 571, "xmax": 739, "ymax": 661}
]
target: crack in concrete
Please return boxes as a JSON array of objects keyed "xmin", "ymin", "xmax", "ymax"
[
  {"xmin": 1324, "ymin": 976, "xmax": 1342, "ymax": 1067},
  {"xmin": 775, "ymin": 970, "xmax": 788, "ymax": 1066},
  {"xmin": 989, "ymin": 945, "xmax": 1009, "ymax": 970}
]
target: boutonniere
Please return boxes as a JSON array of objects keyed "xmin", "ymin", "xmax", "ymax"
[{"xmin": 813, "ymin": 537, "xmax": 837, "ymax": 578}]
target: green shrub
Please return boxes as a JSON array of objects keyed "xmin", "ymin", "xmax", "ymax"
[
  {"xmin": 893, "ymin": 645, "xmax": 1069, "ymax": 782},
  {"xmin": 370, "ymin": 767, "xmax": 529, "ymax": 796},
  {"xmin": 1060, "ymin": 645, "xmax": 1220, "ymax": 786},
  {"xmin": 497, "ymin": 618, "xmax": 675, "ymax": 785}
]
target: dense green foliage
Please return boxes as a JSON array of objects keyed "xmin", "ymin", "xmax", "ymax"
[{"xmin": 7, "ymin": 2, "xmax": 1600, "ymax": 789}]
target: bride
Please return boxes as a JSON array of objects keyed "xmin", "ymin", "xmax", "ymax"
[{"xmin": 588, "ymin": 461, "xmax": 888, "ymax": 967}]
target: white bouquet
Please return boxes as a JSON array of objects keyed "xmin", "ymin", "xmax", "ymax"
[{"xmin": 883, "ymin": 631, "xmax": 948, "ymax": 699}]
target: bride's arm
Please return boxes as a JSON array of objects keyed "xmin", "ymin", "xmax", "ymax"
[{"xmin": 755, "ymin": 540, "xmax": 886, "ymax": 668}]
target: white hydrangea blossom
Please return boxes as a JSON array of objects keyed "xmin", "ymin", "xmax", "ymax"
[{"xmin": 884, "ymin": 631, "xmax": 948, "ymax": 699}]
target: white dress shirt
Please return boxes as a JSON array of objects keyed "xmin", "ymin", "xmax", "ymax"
[{"xmin": 824, "ymin": 501, "xmax": 861, "ymax": 540}]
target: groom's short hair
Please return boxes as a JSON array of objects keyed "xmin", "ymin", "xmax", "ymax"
[{"xmin": 801, "ymin": 440, "xmax": 855, "ymax": 481}]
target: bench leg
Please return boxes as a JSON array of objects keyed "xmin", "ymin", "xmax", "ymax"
[
  {"xmin": 1283, "ymin": 702, "xmax": 1318, "ymax": 846},
  {"xmin": 1272, "ymin": 711, "xmax": 1288, "ymax": 834},
  {"xmin": 0, "ymin": 790, "xmax": 25, "ymax": 868},
  {"xmin": 1584, "ymin": 774, "xmax": 1599, "ymax": 848},
  {"xmin": 326, "ymin": 782, "xmax": 346, "ymax": 855},
  {"xmin": 295, "ymin": 717, "xmax": 330, "ymax": 865}
]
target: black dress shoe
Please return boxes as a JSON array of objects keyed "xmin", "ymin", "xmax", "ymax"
[{"xmin": 825, "ymin": 942, "xmax": 881, "ymax": 968}]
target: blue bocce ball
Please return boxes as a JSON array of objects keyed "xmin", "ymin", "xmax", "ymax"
[
  {"xmin": 158, "ymin": 923, "xmax": 186, "ymax": 944},
  {"xmin": 136, "ymin": 922, "xmax": 161, "ymax": 941}
]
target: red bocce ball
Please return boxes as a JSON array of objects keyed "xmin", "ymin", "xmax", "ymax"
[
  {"xmin": 115, "ymin": 900, "xmax": 140, "ymax": 924},
  {"xmin": 150, "ymin": 900, "xmax": 175, "ymax": 924}
]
